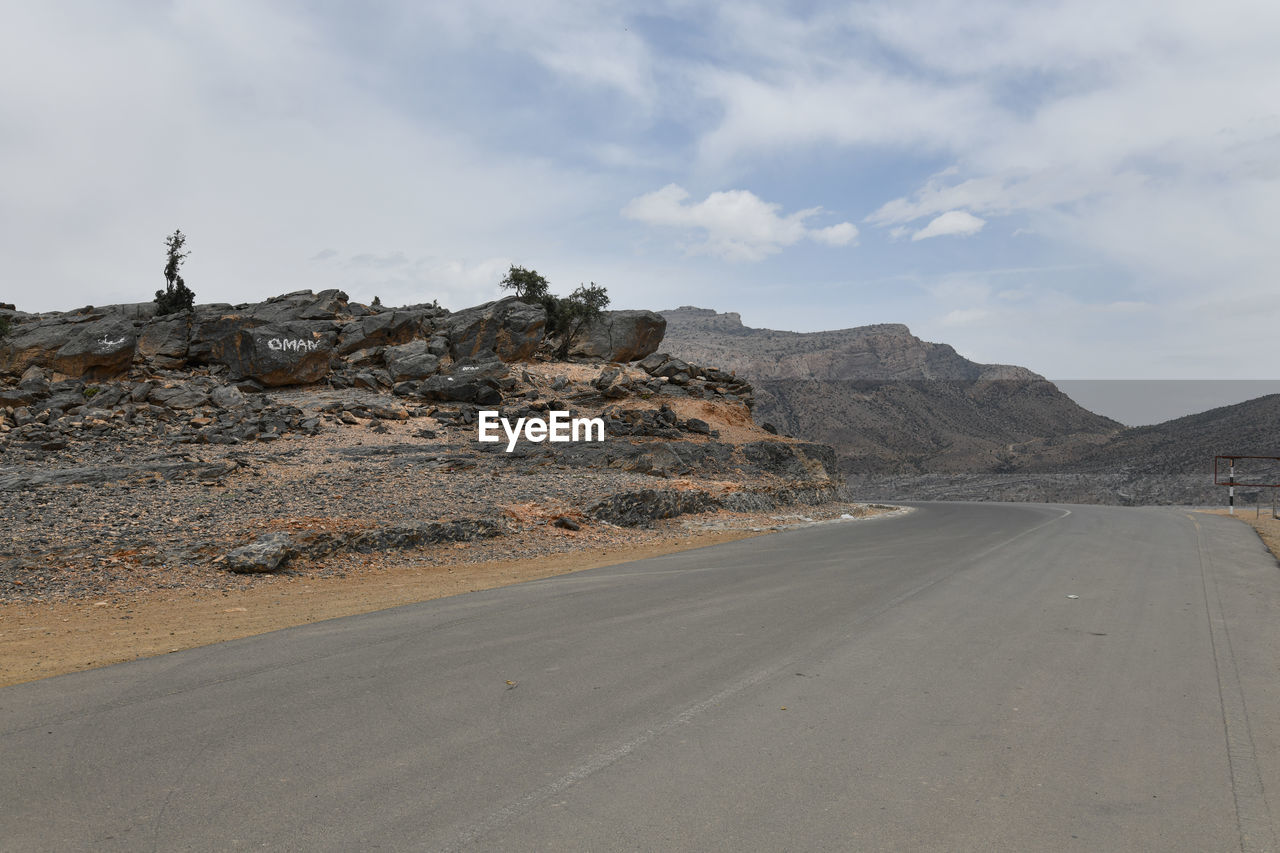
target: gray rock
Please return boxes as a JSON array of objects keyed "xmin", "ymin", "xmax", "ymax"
[
  {"xmin": 135, "ymin": 315, "xmax": 191, "ymax": 368},
  {"xmin": 49, "ymin": 317, "xmax": 138, "ymax": 380},
  {"xmin": 245, "ymin": 289, "xmax": 350, "ymax": 324},
  {"xmin": 209, "ymin": 385, "xmax": 246, "ymax": 409},
  {"xmin": 0, "ymin": 389, "xmax": 34, "ymax": 408},
  {"xmin": 337, "ymin": 308, "xmax": 437, "ymax": 354},
  {"xmin": 19, "ymin": 365, "xmax": 47, "ymax": 387},
  {"xmin": 418, "ymin": 357, "xmax": 508, "ymax": 404},
  {"xmin": 383, "ymin": 340, "xmax": 441, "ymax": 381},
  {"xmin": 684, "ymin": 417, "xmax": 711, "ymax": 435},
  {"xmin": 0, "ymin": 319, "xmax": 76, "ymax": 376},
  {"xmin": 203, "ymin": 322, "xmax": 336, "ymax": 386},
  {"xmin": 148, "ymin": 385, "xmax": 210, "ymax": 410},
  {"xmin": 447, "ymin": 297, "xmax": 545, "ymax": 362},
  {"xmin": 570, "ymin": 310, "xmax": 666, "ymax": 362},
  {"xmin": 588, "ymin": 489, "xmax": 721, "ymax": 527},
  {"xmin": 741, "ymin": 441, "xmax": 839, "ymax": 481},
  {"xmin": 593, "ymin": 367, "xmax": 621, "ymax": 390},
  {"xmin": 226, "ymin": 533, "xmax": 295, "ymax": 573},
  {"xmin": 637, "ymin": 352, "xmax": 668, "ymax": 375}
]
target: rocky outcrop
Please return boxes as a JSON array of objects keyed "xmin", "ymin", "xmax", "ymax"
[
  {"xmin": 588, "ymin": 488, "xmax": 722, "ymax": 527},
  {"xmin": 634, "ymin": 352, "xmax": 755, "ymax": 407},
  {"xmin": 224, "ymin": 519, "xmax": 503, "ymax": 573},
  {"xmin": 571, "ymin": 310, "xmax": 666, "ymax": 362},
  {"xmin": 1, "ymin": 290, "xmax": 662, "ymax": 393},
  {"xmin": 447, "ymin": 297, "xmax": 545, "ymax": 361}
]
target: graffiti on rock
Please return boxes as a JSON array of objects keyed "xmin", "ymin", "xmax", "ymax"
[{"xmin": 267, "ymin": 338, "xmax": 320, "ymax": 353}]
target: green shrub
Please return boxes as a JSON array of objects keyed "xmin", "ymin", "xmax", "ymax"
[
  {"xmin": 155, "ymin": 229, "xmax": 195, "ymax": 315},
  {"xmin": 500, "ymin": 265, "xmax": 550, "ymax": 303},
  {"xmin": 496, "ymin": 266, "xmax": 609, "ymax": 358}
]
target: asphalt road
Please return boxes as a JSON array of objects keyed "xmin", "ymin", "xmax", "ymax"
[{"xmin": 4, "ymin": 503, "xmax": 1280, "ymax": 852}]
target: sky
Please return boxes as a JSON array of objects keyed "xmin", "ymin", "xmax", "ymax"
[{"xmin": 4, "ymin": 1, "xmax": 1280, "ymax": 399}]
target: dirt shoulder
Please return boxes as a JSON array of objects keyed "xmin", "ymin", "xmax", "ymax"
[{"xmin": 0, "ymin": 503, "xmax": 896, "ymax": 688}]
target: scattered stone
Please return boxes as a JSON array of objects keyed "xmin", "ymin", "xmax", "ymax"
[{"xmin": 226, "ymin": 533, "xmax": 294, "ymax": 573}]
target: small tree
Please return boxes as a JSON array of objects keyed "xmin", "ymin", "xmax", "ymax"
[
  {"xmin": 155, "ymin": 229, "xmax": 195, "ymax": 315},
  {"xmin": 553, "ymin": 282, "xmax": 610, "ymax": 358},
  {"xmin": 500, "ymin": 265, "xmax": 550, "ymax": 303}
]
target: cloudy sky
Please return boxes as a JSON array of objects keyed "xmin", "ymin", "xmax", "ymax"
[{"xmin": 4, "ymin": 0, "xmax": 1279, "ymax": 389}]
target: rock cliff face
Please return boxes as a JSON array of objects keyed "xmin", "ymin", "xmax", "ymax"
[
  {"xmin": 660, "ymin": 307, "xmax": 1120, "ymax": 477},
  {"xmin": 659, "ymin": 306, "xmax": 1040, "ymax": 382}
]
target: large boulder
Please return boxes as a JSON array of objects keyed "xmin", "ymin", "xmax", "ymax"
[
  {"xmin": 52, "ymin": 317, "xmax": 138, "ymax": 380},
  {"xmin": 0, "ymin": 318, "xmax": 79, "ymax": 376},
  {"xmin": 447, "ymin": 297, "xmax": 545, "ymax": 362},
  {"xmin": 382, "ymin": 340, "xmax": 441, "ymax": 382},
  {"xmin": 570, "ymin": 309, "xmax": 666, "ymax": 362},
  {"xmin": 337, "ymin": 308, "xmax": 438, "ymax": 354},
  {"xmin": 186, "ymin": 312, "xmax": 263, "ymax": 363},
  {"xmin": 204, "ymin": 322, "xmax": 336, "ymax": 386},
  {"xmin": 417, "ymin": 357, "xmax": 508, "ymax": 404}
]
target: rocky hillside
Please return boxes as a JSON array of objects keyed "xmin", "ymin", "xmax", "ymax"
[
  {"xmin": 0, "ymin": 291, "xmax": 848, "ymax": 602},
  {"xmin": 660, "ymin": 307, "xmax": 1121, "ymax": 476},
  {"xmin": 659, "ymin": 307, "xmax": 1277, "ymax": 506}
]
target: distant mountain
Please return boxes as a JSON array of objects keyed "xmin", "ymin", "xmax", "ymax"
[
  {"xmin": 848, "ymin": 394, "xmax": 1280, "ymax": 506},
  {"xmin": 660, "ymin": 307, "xmax": 1121, "ymax": 477},
  {"xmin": 1041, "ymin": 394, "xmax": 1280, "ymax": 478}
]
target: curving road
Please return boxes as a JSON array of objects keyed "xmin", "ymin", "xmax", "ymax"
[{"xmin": 3, "ymin": 503, "xmax": 1280, "ymax": 851}]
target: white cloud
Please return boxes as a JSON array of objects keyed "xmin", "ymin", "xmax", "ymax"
[
  {"xmin": 622, "ymin": 184, "xmax": 857, "ymax": 261},
  {"xmin": 0, "ymin": 2, "xmax": 598, "ymax": 312},
  {"xmin": 688, "ymin": 0, "xmax": 1280, "ymax": 316},
  {"xmin": 912, "ymin": 210, "xmax": 986, "ymax": 241},
  {"xmin": 811, "ymin": 222, "xmax": 859, "ymax": 246}
]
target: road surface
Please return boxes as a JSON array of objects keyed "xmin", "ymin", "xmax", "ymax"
[{"xmin": 4, "ymin": 503, "xmax": 1280, "ymax": 851}]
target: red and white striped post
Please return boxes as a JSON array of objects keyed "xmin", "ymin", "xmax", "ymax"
[{"xmin": 1229, "ymin": 459, "xmax": 1235, "ymax": 515}]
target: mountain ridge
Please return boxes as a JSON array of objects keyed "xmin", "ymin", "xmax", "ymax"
[{"xmin": 659, "ymin": 307, "xmax": 1120, "ymax": 478}]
